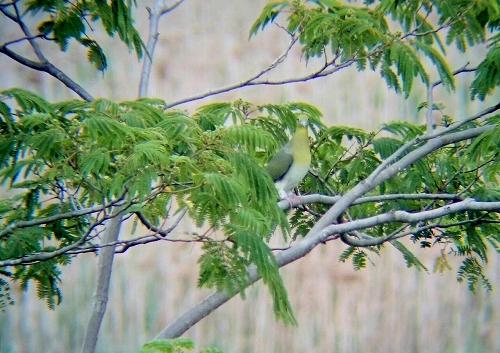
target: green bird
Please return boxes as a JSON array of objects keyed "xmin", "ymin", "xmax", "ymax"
[{"xmin": 265, "ymin": 117, "xmax": 311, "ymax": 200}]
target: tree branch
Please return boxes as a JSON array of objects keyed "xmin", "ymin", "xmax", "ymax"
[
  {"xmin": 0, "ymin": 3, "xmax": 94, "ymax": 101},
  {"xmin": 81, "ymin": 214, "xmax": 123, "ymax": 353},
  {"xmin": 0, "ymin": 199, "xmax": 125, "ymax": 239},
  {"xmin": 155, "ymin": 108, "xmax": 498, "ymax": 338},
  {"xmin": 425, "ymin": 62, "xmax": 477, "ymax": 132},
  {"xmin": 165, "ymin": 34, "xmax": 311, "ymax": 108},
  {"xmin": 0, "ymin": 215, "xmax": 108, "ymax": 267},
  {"xmin": 338, "ymin": 199, "xmax": 500, "ymax": 246},
  {"xmin": 139, "ymin": 0, "xmax": 185, "ymax": 97},
  {"xmin": 278, "ymin": 192, "xmax": 462, "ymax": 210}
]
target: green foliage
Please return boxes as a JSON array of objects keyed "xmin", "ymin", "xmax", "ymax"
[
  {"xmin": 251, "ymin": 0, "xmax": 500, "ymax": 97},
  {"xmin": 471, "ymin": 45, "xmax": 500, "ymax": 100},
  {"xmin": 138, "ymin": 338, "xmax": 228, "ymax": 353},
  {"xmin": 0, "ymin": 275, "xmax": 14, "ymax": 311},
  {"xmin": 352, "ymin": 249, "xmax": 367, "ymax": 271},
  {"xmin": 391, "ymin": 240, "xmax": 428, "ymax": 272},
  {"xmin": 2, "ymin": 0, "xmax": 500, "ymax": 337},
  {"xmin": 139, "ymin": 338, "xmax": 194, "ymax": 353},
  {"xmin": 457, "ymin": 256, "xmax": 492, "ymax": 291},
  {"xmin": 0, "ymin": 90, "xmax": 305, "ymax": 322},
  {"xmin": 24, "ymin": 0, "xmax": 144, "ymax": 71}
]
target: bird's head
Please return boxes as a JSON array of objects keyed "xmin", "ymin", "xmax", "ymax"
[{"xmin": 296, "ymin": 116, "xmax": 309, "ymax": 134}]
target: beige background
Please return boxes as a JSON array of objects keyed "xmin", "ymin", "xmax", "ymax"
[{"xmin": 1, "ymin": 1, "xmax": 500, "ymax": 352}]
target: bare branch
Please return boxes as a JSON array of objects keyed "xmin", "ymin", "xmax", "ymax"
[
  {"xmin": 139, "ymin": 0, "xmax": 186, "ymax": 97},
  {"xmin": 135, "ymin": 209, "xmax": 187, "ymax": 237},
  {"xmin": 165, "ymin": 35, "xmax": 309, "ymax": 108},
  {"xmin": 337, "ymin": 199, "xmax": 500, "ymax": 246},
  {"xmin": 278, "ymin": 192, "xmax": 461, "ymax": 210},
  {"xmin": 0, "ymin": 215, "xmax": 109, "ymax": 267},
  {"xmin": 81, "ymin": 214, "xmax": 123, "ymax": 353},
  {"xmin": 425, "ymin": 82, "xmax": 434, "ymax": 133},
  {"xmin": 159, "ymin": 0, "xmax": 185, "ymax": 16},
  {"xmin": 0, "ymin": 200, "xmax": 124, "ymax": 239},
  {"xmin": 425, "ymin": 62, "xmax": 477, "ymax": 132}
]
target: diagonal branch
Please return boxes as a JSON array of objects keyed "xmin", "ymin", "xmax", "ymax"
[
  {"xmin": 0, "ymin": 3, "xmax": 94, "ymax": 101},
  {"xmin": 158, "ymin": 196, "xmax": 500, "ymax": 339},
  {"xmin": 165, "ymin": 34, "xmax": 308, "ymax": 108}
]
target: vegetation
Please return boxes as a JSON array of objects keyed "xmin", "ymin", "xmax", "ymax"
[{"xmin": 1, "ymin": 0, "xmax": 500, "ymax": 352}]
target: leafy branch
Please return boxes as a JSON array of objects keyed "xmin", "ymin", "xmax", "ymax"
[
  {"xmin": 155, "ymin": 100, "xmax": 500, "ymax": 339},
  {"xmin": 0, "ymin": 0, "xmax": 94, "ymax": 101}
]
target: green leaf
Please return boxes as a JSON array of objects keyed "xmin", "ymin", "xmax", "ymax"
[
  {"xmin": 80, "ymin": 147, "xmax": 111, "ymax": 175},
  {"xmin": 222, "ymin": 124, "xmax": 277, "ymax": 154},
  {"xmin": 391, "ymin": 240, "xmax": 428, "ymax": 272},
  {"xmin": 372, "ymin": 137, "xmax": 403, "ymax": 159},
  {"xmin": 457, "ymin": 256, "xmax": 492, "ymax": 292},
  {"xmin": 203, "ymin": 172, "xmax": 248, "ymax": 209},
  {"xmin": 139, "ymin": 338, "xmax": 194, "ymax": 353},
  {"xmin": 339, "ymin": 246, "xmax": 356, "ymax": 262},
  {"xmin": 83, "ymin": 113, "xmax": 133, "ymax": 149},
  {"xmin": 471, "ymin": 45, "xmax": 500, "ymax": 100},
  {"xmin": 389, "ymin": 42, "xmax": 429, "ymax": 97},
  {"xmin": 352, "ymin": 250, "xmax": 367, "ymax": 271},
  {"xmin": 380, "ymin": 121, "xmax": 425, "ymax": 140},
  {"xmin": 414, "ymin": 41, "xmax": 455, "ymax": 91},
  {"xmin": 249, "ymin": 1, "xmax": 289, "ymax": 38},
  {"xmin": 1, "ymin": 88, "xmax": 53, "ymax": 113},
  {"xmin": 126, "ymin": 141, "xmax": 170, "ymax": 171},
  {"xmin": 81, "ymin": 39, "xmax": 108, "ymax": 71}
]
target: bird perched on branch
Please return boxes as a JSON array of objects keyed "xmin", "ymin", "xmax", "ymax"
[{"xmin": 265, "ymin": 117, "xmax": 311, "ymax": 201}]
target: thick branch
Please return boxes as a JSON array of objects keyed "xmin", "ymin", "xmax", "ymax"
[{"xmin": 0, "ymin": 44, "xmax": 94, "ymax": 101}]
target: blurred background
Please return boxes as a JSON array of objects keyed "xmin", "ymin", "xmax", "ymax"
[{"xmin": 1, "ymin": 1, "xmax": 500, "ymax": 352}]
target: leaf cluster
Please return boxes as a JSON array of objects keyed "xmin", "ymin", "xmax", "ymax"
[
  {"xmin": 21, "ymin": 0, "xmax": 145, "ymax": 71},
  {"xmin": 0, "ymin": 90, "xmax": 323, "ymax": 322},
  {"xmin": 291, "ymin": 116, "xmax": 500, "ymax": 289},
  {"xmin": 251, "ymin": 0, "xmax": 500, "ymax": 98},
  {"xmin": 139, "ymin": 337, "xmax": 227, "ymax": 353}
]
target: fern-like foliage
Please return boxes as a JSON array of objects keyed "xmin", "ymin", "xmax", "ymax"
[
  {"xmin": 2, "ymin": 0, "xmax": 500, "ymax": 324},
  {"xmin": 287, "ymin": 106, "xmax": 500, "ymax": 289},
  {"xmin": 251, "ymin": 0, "xmax": 500, "ymax": 98},
  {"xmin": 457, "ymin": 256, "xmax": 492, "ymax": 292},
  {"xmin": 24, "ymin": 0, "xmax": 145, "ymax": 71},
  {"xmin": 0, "ymin": 90, "xmax": 317, "ymax": 322},
  {"xmin": 138, "ymin": 337, "xmax": 229, "ymax": 353},
  {"xmin": 139, "ymin": 338, "xmax": 194, "ymax": 353}
]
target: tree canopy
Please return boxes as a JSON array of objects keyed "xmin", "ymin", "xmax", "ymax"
[{"xmin": 1, "ymin": 0, "xmax": 500, "ymax": 352}]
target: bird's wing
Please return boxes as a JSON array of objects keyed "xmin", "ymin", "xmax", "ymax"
[{"xmin": 265, "ymin": 143, "xmax": 293, "ymax": 182}]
